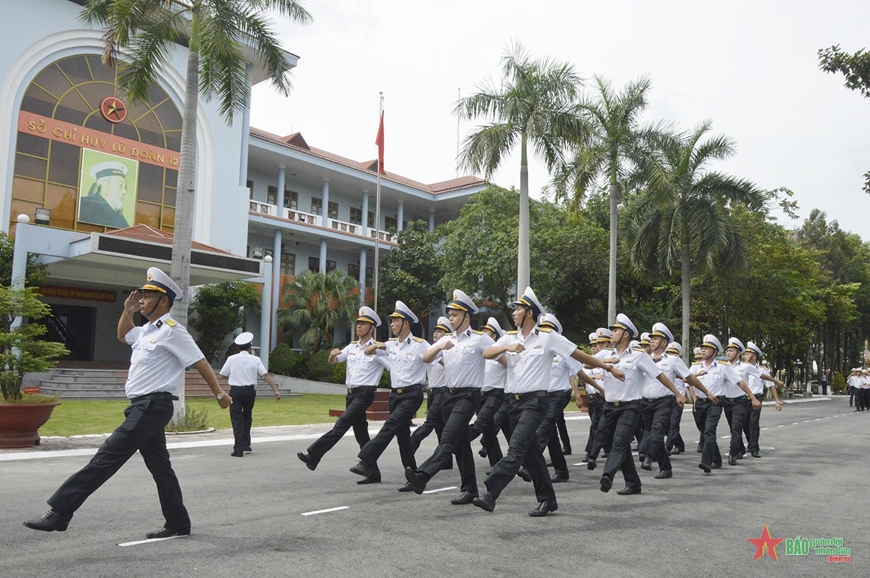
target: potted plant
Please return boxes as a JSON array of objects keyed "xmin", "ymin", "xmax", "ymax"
[{"xmin": 0, "ymin": 285, "xmax": 69, "ymax": 448}]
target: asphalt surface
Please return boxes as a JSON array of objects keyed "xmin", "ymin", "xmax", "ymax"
[{"xmin": 2, "ymin": 396, "xmax": 866, "ymax": 578}]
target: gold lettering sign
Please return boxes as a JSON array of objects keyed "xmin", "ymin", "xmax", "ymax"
[
  {"xmin": 39, "ymin": 285, "xmax": 117, "ymax": 303},
  {"xmin": 18, "ymin": 111, "xmax": 180, "ymax": 171}
]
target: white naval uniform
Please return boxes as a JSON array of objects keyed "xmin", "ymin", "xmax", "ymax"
[{"xmin": 124, "ymin": 313, "xmax": 203, "ymax": 399}]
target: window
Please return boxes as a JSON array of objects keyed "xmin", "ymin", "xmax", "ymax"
[
  {"xmin": 348, "ymin": 263, "xmax": 374, "ymax": 287},
  {"xmin": 267, "ymin": 186, "xmax": 298, "ymax": 209},
  {"xmin": 246, "ymin": 180, "xmax": 254, "ymax": 199},
  {"xmin": 350, "ymin": 207, "xmax": 362, "ymax": 225},
  {"xmin": 327, "ymin": 259, "xmax": 336, "ymax": 272},
  {"xmin": 280, "ymin": 251, "xmax": 296, "ymax": 276},
  {"xmin": 368, "ymin": 211, "xmax": 375, "ymax": 228},
  {"xmin": 327, "ymin": 201, "xmax": 338, "ymax": 219},
  {"xmin": 308, "ymin": 257, "xmax": 335, "ymax": 272},
  {"xmin": 311, "ymin": 197, "xmax": 321, "ymax": 216},
  {"xmin": 384, "ymin": 216, "xmax": 398, "ymax": 231}
]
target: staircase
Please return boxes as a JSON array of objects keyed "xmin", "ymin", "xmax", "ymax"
[{"xmin": 39, "ymin": 369, "xmax": 291, "ymax": 401}]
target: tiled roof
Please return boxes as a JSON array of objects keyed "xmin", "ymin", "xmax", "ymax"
[
  {"xmin": 101, "ymin": 224, "xmax": 233, "ymax": 254},
  {"xmin": 249, "ymin": 127, "xmax": 487, "ymax": 194}
]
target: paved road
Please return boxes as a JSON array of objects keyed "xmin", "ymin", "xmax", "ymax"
[{"xmin": 2, "ymin": 397, "xmax": 865, "ymax": 578}]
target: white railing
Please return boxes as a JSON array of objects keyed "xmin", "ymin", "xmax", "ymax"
[
  {"xmin": 249, "ymin": 200, "xmax": 277, "ymax": 216},
  {"xmin": 284, "ymin": 208, "xmax": 322, "ymax": 226},
  {"xmin": 327, "ymin": 218, "xmax": 361, "ymax": 235},
  {"xmin": 369, "ymin": 230, "xmax": 394, "ymax": 243}
]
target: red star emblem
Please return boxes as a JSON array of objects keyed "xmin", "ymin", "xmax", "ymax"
[
  {"xmin": 747, "ymin": 525, "xmax": 784, "ymax": 561},
  {"xmin": 100, "ymin": 96, "xmax": 127, "ymax": 124}
]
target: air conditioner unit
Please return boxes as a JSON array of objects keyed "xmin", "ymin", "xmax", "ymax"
[{"xmin": 250, "ymin": 246, "xmax": 265, "ymax": 259}]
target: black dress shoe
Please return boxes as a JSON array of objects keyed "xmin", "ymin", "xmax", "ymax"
[
  {"xmin": 728, "ymin": 455, "xmax": 737, "ymax": 466},
  {"xmin": 602, "ymin": 452, "xmax": 609, "ymax": 458},
  {"xmin": 243, "ymin": 447, "xmax": 252, "ymax": 452},
  {"xmin": 736, "ymin": 452, "xmax": 745, "ymax": 460},
  {"xmin": 600, "ymin": 476, "xmax": 613, "ymax": 493},
  {"xmin": 696, "ymin": 443, "xmax": 703, "ymax": 453},
  {"xmin": 350, "ymin": 461, "xmax": 374, "ymax": 478},
  {"xmin": 551, "ymin": 470, "xmax": 569, "ymax": 483},
  {"xmin": 450, "ymin": 491, "xmax": 478, "ymax": 505},
  {"xmin": 655, "ymin": 469, "xmax": 673, "ymax": 479},
  {"xmin": 398, "ymin": 482, "xmax": 414, "ymax": 493},
  {"xmin": 617, "ymin": 486, "xmax": 642, "ymax": 495},
  {"xmin": 516, "ymin": 467, "xmax": 531, "ymax": 482},
  {"xmin": 586, "ymin": 459, "xmax": 596, "ymax": 471},
  {"xmin": 711, "ymin": 461, "xmax": 722, "ymax": 469},
  {"xmin": 404, "ymin": 467, "xmax": 426, "ymax": 495},
  {"xmin": 581, "ymin": 453, "xmax": 590, "ymax": 463},
  {"xmin": 562, "ymin": 446, "xmax": 572, "ymax": 456},
  {"xmin": 356, "ymin": 474, "xmax": 381, "ymax": 485},
  {"xmin": 231, "ymin": 450, "xmax": 244, "ymax": 457},
  {"xmin": 146, "ymin": 526, "xmax": 190, "ymax": 539},
  {"xmin": 671, "ymin": 448, "xmax": 684, "ymax": 455},
  {"xmin": 640, "ymin": 457, "xmax": 653, "ymax": 471},
  {"xmin": 529, "ymin": 500, "xmax": 559, "ymax": 517},
  {"xmin": 638, "ymin": 453, "xmax": 646, "ymax": 463},
  {"xmin": 751, "ymin": 451, "xmax": 761, "ymax": 458},
  {"xmin": 698, "ymin": 462, "xmax": 711, "ymax": 474},
  {"xmin": 297, "ymin": 452, "xmax": 318, "ymax": 471},
  {"xmin": 471, "ymin": 492, "xmax": 496, "ymax": 512},
  {"xmin": 23, "ymin": 510, "xmax": 70, "ymax": 532},
  {"xmin": 478, "ymin": 447, "xmax": 488, "ymax": 458}
]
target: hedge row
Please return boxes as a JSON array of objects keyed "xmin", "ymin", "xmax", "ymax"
[{"xmin": 269, "ymin": 343, "xmax": 390, "ymax": 387}]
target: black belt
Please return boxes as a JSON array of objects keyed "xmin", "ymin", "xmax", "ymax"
[
  {"xmin": 482, "ymin": 389, "xmax": 505, "ymax": 397},
  {"xmin": 606, "ymin": 399, "xmax": 639, "ymax": 407},
  {"xmin": 129, "ymin": 392, "xmax": 178, "ymax": 402},
  {"xmin": 510, "ymin": 391, "xmax": 548, "ymax": 401},
  {"xmin": 643, "ymin": 395, "xmax": 675, "ymax": 402},
  {"xmin": 393, "ymin": 383, "xmax": 423, "ymax": 395},
  {"xmin": 230, "ymin": 385, "xmax": 255, "ymax": 388},
  {"xmin": 550, "ymin": 390, "xmax": 571, "ymax": 397},
  {"xmin": 695, "ymin": 397, "xmax": 712, "ymax": 403},
  {"xmin": 347, "ymin": 385, "xmax": 377, "ymax": 392},
  {"xmin": 448, "ymin": 387, "xmax": 479, "ymax": 394}
]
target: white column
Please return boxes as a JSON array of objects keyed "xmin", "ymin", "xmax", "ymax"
[
  {"xmin": 319, "ymin": 238, "xmax": 327, "ymax": 274},
  {"xmin": 359, "ymin": 247, "xmax": 367, "ymax": 305},
  {"xmin": 428, "ymin": 208, "xmax": 435, "ymax": 232},
  {"xmin": 276, "ymin": 167, "xmax": 286, "ymax": 214},
  {"xmin": 397, "ymin": 200, "xmax": 404, "ymax": 232},
  {"xmin": 321, "ymin": 179, "xmax": 330, "ymax": 226},
  {"xmin": 361, "ymin": 190, "xmax": 369, "ymax": 237},
  {"xmin": 271, "ymin": 229, "xmax": 281, "ymax": 348},
  {"xmin": 260, "ymin": 256, "xmax": 273, "ymax": 368}
]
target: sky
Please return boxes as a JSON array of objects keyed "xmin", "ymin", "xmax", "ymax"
[{"xmin": 249, "ymin": 0, "xmax": 870, "ymax": 240}]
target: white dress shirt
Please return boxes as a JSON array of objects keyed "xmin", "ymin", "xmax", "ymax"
[
  {"xmin": 496, "ymin": 328, "xmax": 579, "ymax": 395},
  {"xmin": 427, "ymin": 360, "xmax": 447, "ymax": 389},
  {"xmin": 335, "ymin": 338, "xmax": 384, "ymax": 386},
  {"xmin": 220, "ymin": 350, "xmax": 267, "ymax": 386},
  {"xmin": 644, "ymin": 353, "xmax": 691, "ymax": 399},
  {"xmin": 431, "ymin": 327, "xmax": 495, "ymax": 388},
  {"xmin": 124, "ymin": 313, "xmax": 204, "ymax": 399},
  {"xmin": 482, "ymin": 358, "xmax": 507, "ymax": 392},
  {"xmin": 596, "ymin": 347, "xmax": 662, "ymax": 402},
  {"xmin": 548, "ymin": 354, "xmax": 583, "ymax": 393},
  {"xmin": 691, "ymin": 360, "xmax": 742, "ymax": 398},
  {"xmin": 732, "ymin": 361, "xmax": 765, "ymax": 395},
  {"xmin": 376, "ymin": 335, "xmax": 430, "ymax": 388}
]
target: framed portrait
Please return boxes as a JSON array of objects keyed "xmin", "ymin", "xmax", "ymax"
[{"xmin": 77, "ymin": 149, "xmax": 138, "ymax": 228}]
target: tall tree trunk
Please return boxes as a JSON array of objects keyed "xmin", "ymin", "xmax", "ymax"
[
  {"xmin": 517, "ymin": 136, "xmax": 529, "ymax": 294},
  {"xmin": 168, "ymin": 34, "xmax": 201, "ymax": 421},
  {"xmin": 681, "ymin": 241, "xmax": 691, "ymax": 362},
  {"xmin": 607, "ymin": 174, "xmax": 618, "ymax": 325}
]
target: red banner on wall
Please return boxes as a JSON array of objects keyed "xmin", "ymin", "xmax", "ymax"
[{"xmin": 39, "ymin": 285, "xmax": 117, "ymax": 303}]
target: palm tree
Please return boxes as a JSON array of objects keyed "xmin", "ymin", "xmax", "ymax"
[
  {"xmin": 455, "ymin": 41, "xmax": 583, "ymax": 293},
  {"xmin": 277, "ymin": 269, "xmax": 360, "ymax": 354},
  {"xmin": 81, "ymin": 0, "xmax": 312, "ymax": 328},
  {"xmin": 626, "ymin": 121, "xmax": 764, "ymax": 354},
  {"xmin": 551, "ymin": 76, "xmax": 656, "ymax": 324}
]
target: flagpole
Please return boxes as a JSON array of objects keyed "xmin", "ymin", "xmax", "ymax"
[{"xmin": 373, "ymin": 92, "xmax": 383, "ymax": 312}]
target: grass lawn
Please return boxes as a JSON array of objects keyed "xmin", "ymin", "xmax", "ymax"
[{"xmin": 40, "ymin": 394, "xmax": 433, "ymax": 437}]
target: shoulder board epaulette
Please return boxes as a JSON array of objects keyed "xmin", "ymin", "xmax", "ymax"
[
  {"xmin": 164, "ymin": 319, "xmax": 177, "ymax": 327},
  {"xmin": 507, "ymin": 330, "xmax": 519, "ymax": 335},
  {"xmin": 539, "ymin": 326, "xmax": 553, "ymax": 333},
  {"xmin": 351, "ymin": 340, "xmax": 359, "ymax": 345},
  {"xmin": 471, "ymin": 329, "xmax": 483, "ymax": 334},
  {"xmin": 388, "ymin": 337, "xmax": 398, "ymax": 341},
  {"xmin": 412, "ymin": 337, "xmax": 424, "ymax": 342}
]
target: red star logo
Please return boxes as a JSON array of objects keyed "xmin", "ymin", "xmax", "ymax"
[
  {"xmin": 100, "ymin": 96, "xmax": 127, "ymax": 124},
  {"xmin": 747, "ymin": 525, "xmax": 784, "ymax": 561}
]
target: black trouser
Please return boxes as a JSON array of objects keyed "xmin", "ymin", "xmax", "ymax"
[
  {"xmin": 469, "ymin": 389, "xmax": 506, "ymax": 466},
  {"xmin": 485, "ymin": 393, "xmax": 555, "ymax": 502},
  {"xmin": 588, "ymin": 402, "xmax": 615, "ymax": 460},
  {"xmin": 722, "ymin": 396, "xmax": 750, "ymax": 457},
  {"xmin": 556, "ymin": 407, "xmax": 571, "ymax": 452},
  {"xmin": 48, "ymin": 394, "xmax": 190, "ymax": 529},
  {"xmin": 416, "ymin": 388, "xmax": 480, "ymax": 494},
  {"xmin": 642, "ymin": 396, "xmax": 675, "ymax": 471},
  {"xmin": 584, "ymin": 394, "xmax": 604, "ymax": 455},
  {"xmin": 861, "ymin": 389, "xmax": 870, "ymax": 411},
  {"xmin": 411, "ymin": 387, "xmax": 446, "ymax": 449},
  {"xmin": 696, "ymin": 399, "xmax": 722, "ymax": 467},
  {"xmin": 635, "ymin": 399, "xmax": 649, "ymax": 455},
  {"xmin": 600, "ymin": 401, "xmax": 642, "ymax": 489},
  {"xmin": 537, "ymin": 390, "xmax": 572, "ymax": 474},
  {"xmin": 359, "ymin": 386, "xmax": 424, "ymax": 471},
  {"xmin": 229, "ymin": 386, "xmax": 256, "ymax": 453},
  {"xmin": 849, "ymin": 386, "xmax": 855, "ymax": 406},
  {"xmin": 743, "ymin": 399, "xmax": 762, "ymax": 454},
  {"xmin": 666, "ymin": 401, "xmax": 685, "ymax": 452},
  {"xmin": 493, "ymin": 397, "xmax": 512, "ymax": 442},
  {"xmin": 307, "ymin": 386, "xmax": 375, "ymax": 462}
]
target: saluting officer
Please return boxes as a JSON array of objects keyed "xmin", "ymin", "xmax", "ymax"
[
  {"xmin": 220, "ymin": 332, "xmax": 281, "ymax": 457},
  {"xmin": 740, "ymin": 341, "xmax": 783, "ymax": 457},
  {"xmin": 474, "ymin": 288, "xmax": 623, "ymax": 516},
  {"xmin": 24, "ymin": 268, "xmax": 232, "ymax": 537},
  {"xmin": 351, "ymin": 301, "xmax": 428, "ymax": 487},
  {"xmin": 297, "ymin": 307, "xmax": 384, "ymax": 481},
  {"xmin": 595, "ymin": 314, "xmax": 682, "ymax": 495},
  {"xmin": 404, "ymin": 290, "xmax": 493, "ymax": 506},
  {"xmin": 469, "ymin": 317, "xmax": 508, "ymax": 468}
]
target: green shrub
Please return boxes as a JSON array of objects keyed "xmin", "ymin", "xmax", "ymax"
[
  {"xmin": 307, "ymin": 349, "xmax": 333, "ymax": 382},
  {"xmin": 290, "ymin": 351, "xmax": 311, "ymax": 379},
  {"xmin": 269, "ymin": 343, "xmax": 296, "ymax": 377},
  {"xmin": 832, "ymin": 371, "xmax": 847, "ymax": 392},
  {"xmin": 331, "ymin": 361, "xmax": 347, "ymax": 384},
  {"xmin": 379, "ymin": 369, "xmax": 391, "ymax": 389},
  {"xmin": 166, "ymin": 405, "xmax": 209, "ymax": 432}
]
